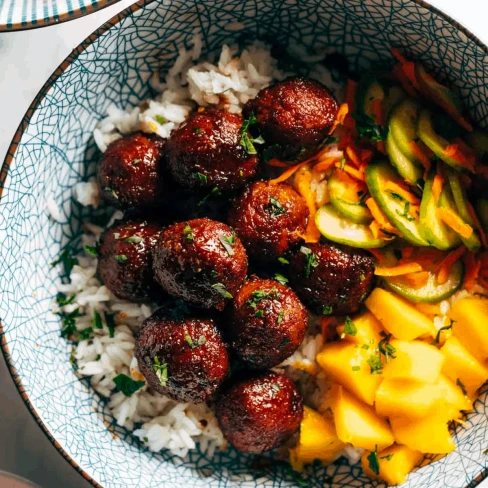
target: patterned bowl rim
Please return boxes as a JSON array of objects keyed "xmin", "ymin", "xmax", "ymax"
[
  {"xmin": 1, "ymin": 1, "xmax": 488, "ymax": 486},
  {"xmin": 0, "ymin": 0, "xmax": 121, "ymax": 32}
]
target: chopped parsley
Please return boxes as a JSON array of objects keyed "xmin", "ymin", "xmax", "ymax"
[
  {"xmin": 93, "ymin": 311, "xmax": 103, "ymax": 329},
  {"xmin": 104, "ymin": 187, "xmax": 118, "ymax": 200},
  {"xmin": 300, "ymin": 246, "xmax": 318, "ymax": 277},
  {"xmin": 378, "ymin": 332, "xmax": 396, "ymax": 363},
  {"xmin": 155, "ymin": 115, "xmax": 167, "ymax": 125},
  {"xmin": 212, "ymin": 283, "xmax": 233, "ymax": 299},
  {"xmin": 361, "ymin": 344, "xmax": 370, "ymax": 350},
  {"xmin": 322, "ymin": 305, "xmax": 333, "ymax": 316},
  {"xmin": 344, "ymin": 316, "xmax": 357, "ymax": 336},
  {"xmin": 255, "ymin": 310, "xmax": 265, "ymax": 318},
  {"xmin": 395, "ymin": 201, "xmax": 415, "ymax": 222},
  {"xmin": 278, "ymin": 337, "xmax": 290, "ymax": 348},
  {"xmin": 184, "ymin": 329, "xmax": 207, "ymax": 348},
  {"xmin": 352, "ymin": 365, "xmax": 361, "ymax": 372},
  {"xmin": 457, "ymin": 378, "xmax": 468, "ymax": 396},
  {"xmin": 124, "ymin": 236, "xmax": 143, "ymax": 244},
  {"xmin": 152, "ymin": 357, "xmax": 168, "ymax": 387},
  {"xmin": 193, "ymin": 127, "xmax": 203, "ymax": 134},
  {"xmin": 114, "ymin": 254, "xmax": 128, "ymax": 263},
  {"xmin": 183, "ymin": 222, "xmax": 194, "ymax": 241},
  {"xmin": 56, "ymin": 293, "xmax": 75, "ymax": 306},
  {"xmin": 246, "ymin": 288, "xmax": 279, "ymax": 310},
  {"xmin": 239, "ymin": 114, "xmax": 264, "ymax": 154},
  {"xmin": 262, "ymin": 143, "xmax": 281, "ymax": 161},
  {"xmin": 380, "ymin": 454, "xmax": 394, "ymax": 461},
  {"xmin": 69, "ymin": 346, "xmax": 78, "ymax": 370},
  {"xmin": 113, "ymin": 373, "xmax": 145, "ymax": 397},
  {"xmin": 59, "ymin": 308, "xmax": 82, "ymax": 339},
  {"xmin": 106, "ymin": 313, "xmax": 116, "ymax": 338},
  {"xmin": 278, "ymin": 257, "xmax": 290, "ymax": 265},
  {"xmin": 353, "ymin": 112, "xmax": 388, "ymax": 142},
  {"xmin": 390, "ymin": 192, "xmax": 405, "ymax": 202},
  {"xmin": 192, "ymin": 172, "xmax": 207, "ymax": 184},
  {"xmin": 360, "ymin": 273, "xmax": 366, "ymax": 281},
  {"xmin": 51, "ymin": 247, "xmax": 79, "ymax": 276},
  {"xmin": 85, "ymin": 245, "xmax": 98, "ymax": 256},
  {"xmin": 367, "ymin": 446, "xmax": 380, "ymax": 475},
  {"xmin": 197, "ymin": 186, "xmax": 222, "ymax": 207},
  {"xmin": 268, "ymin": 197, "xmax": 287, "ymax": 217},
  {"xmin": 274, "ymin": 273, "xmax": 288, "ymax": 285},
  {"xmin": 367, "ymin": 354, "xmax": 383, "ymax": 375},
  {"xmin": 219, "ymin": 233, "xmax": 236, "ymax": 256},
  {"xmin": 277, "ymin": 311, "xmax": 285, "ymax": 325},
  {"xmin": 432, "ymin": 320, "xmax": 454, "ymax": 346},
  {"xmin": 78, "ymin": 327, "xmax": 93, "ymax": 341}
]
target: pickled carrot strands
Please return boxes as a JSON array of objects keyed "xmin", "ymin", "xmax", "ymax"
[
  {"xmin": 374, "ymin": 262, "xmax": 423, "ymax": 276},
  {"xmin": 329, "ymin": 103, "xmax": 349, "ymax": 135},
  {"xmin": 436, "ymin": 208, "xmax": 474, "ymax": 239},
  {"xmin": 405, "ymin": 271, "xmax": 430, "ymax": 288},
  {"xmin": 432, "ymin": 174, "xmax": 444, "ymax": 203},
  {"xmin": 436, "ymin": 246, "xmax": 467, "ymax": 284},
  {"xmin": 384, "ymin": 181, "xmax": 421, "ymax": 204},
  {"xmin": 464, "ymin": 252, "xmax": 480, "ymax": 291},
  {"xmin": 296, "ymin": 170, "xmax": 321, "ymax": 243}
]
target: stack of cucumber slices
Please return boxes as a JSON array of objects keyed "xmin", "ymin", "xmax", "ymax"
[{"xmin": 314, "ymin": 68, "xmax": 488, "ymax": 303}]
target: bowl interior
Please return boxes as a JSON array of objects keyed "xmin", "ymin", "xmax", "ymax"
[{"xmin": 2, "ymin": 1, "xmax": 488, "ymax": 487}]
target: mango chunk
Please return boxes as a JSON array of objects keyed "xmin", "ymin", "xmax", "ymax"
[
  {"xmin": 361, "ymin": 444, "xmax": 424, "ymax": 486},
  {"xmin": 365, "ymin": 288, "xmax": 435, "ymax": 340},
  {"xmin": 375, "ymin": 378, "xmax": 441, "ymax": 419},
  {"xmin": 289, "ymin": 406, "xmax": 345, "ymax": 471},
  {"xmin": 390, "ymin": 414, "xmax": 455, "ymax": 454},
  {"xmin": 336, "ymin": 311, "xmax": 384, "ymax": 345},
  {"xmin": 331, "ymin": 385, "xmax": 394, "ymax": 451},
  {"xmin": 383, "ymin": 339, "xmax": 444, "ymax": 383},
  {"xmin": 449, "ymin": 296, "xmax": 488, "ymax": 362},
  {"xmin": 316, "ymin": 341, "xmax": 383, "ymax": 405},
  {"xmin": 441, "ymin": 336, "xmax": 488, "ymax": 398},
  {"xmin": 437, "ymin": 374, "xmax": 472, "ymax": 419}
]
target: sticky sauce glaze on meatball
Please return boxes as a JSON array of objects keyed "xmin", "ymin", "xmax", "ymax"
[
  {"xmin": 215, "ymin": 371, "xmax": 303, "ymax": 453},
  {"xmin": 228, "ymin": 181, "xmax": 308, "ymax": 263},
  {"xmin": 289, "ymin": 242, "xmax": 375, "ymax": 316},
  {"xmin": 165, "ymin": 108, "xmax": 259, "ymax": 191},
  {"xmin": 135, "ymin": 312, "xmax": 229, "ymax": 403},
  {"xmin": 229, "ymin": 277, "xmax": 307, "ymax": 369},
  {"xmin": 97, "ymin": 219, "xmax": 163, "ymax": 301},
  {"xmin": 97, "ymin": 132, "xmax": 166, "ymax": 209},
  {"xmin": 153, "ymin": 218, "xmax": 248, "ymax": 310},
  {"xmin": 243, "ymin": 77, "xmax": 338, "ymax": 162}
]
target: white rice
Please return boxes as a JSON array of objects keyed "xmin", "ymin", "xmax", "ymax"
[{"xmin": 58, "ymin": 40, "xmax": 351, "ymax": 462}]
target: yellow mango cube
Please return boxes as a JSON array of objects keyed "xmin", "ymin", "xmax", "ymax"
[
  {"xmin": 316, "ymin": 341, "xmax": 383, "ymax": 405},
  {"xmin": 449, "ymin": 296, "xmax": 488, "ymax": 362},
  {"xmin": 289, "ymin": 406, "xmax": 345, "ymax": 470},
  {"xmin": 437, "ymin": 374, "xmax": 472, "ymax": 420},
  {"xmin": 375, "ymin": 378, "xmax": 441, "ymax": 419},
  {"xmin": 390, "ymin": 414, "xmax": 455, "ymax": 454},
  {"xmin": 441, "ymin": 336, "xmax": 488, "ymax": 398},
  {"xmin": 331, "ymin": 385, "xmax": 394, "ymax": 451},
  {"xmin": 336, "ymin": 311, "xmax": 384, "ymax": 345},
  {"xmin": 361, "ymin": 444, "xmax": 424, "ymax": 485},
  {"xmin": 383, "ymin": 339, "xmax": 444, "ymax": 383},
  {"xmin": 365, "ymin": 288, "xmax": 435, "ymax": 340}
]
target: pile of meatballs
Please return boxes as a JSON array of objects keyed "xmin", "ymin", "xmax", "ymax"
[{"xmin": 95, "ymin": 77, "xmax": 376, "ymax": 454}]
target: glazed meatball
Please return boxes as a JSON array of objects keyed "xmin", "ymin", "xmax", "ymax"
[
  {"xmin": 153, "ymin": 218, "xmax": 248, "ymax": 310},
  {"xmin": 135, "ymin": 312, "xmax": 229, "ymax": 403},
  {"xmin": 289, "ymin": 242, "xmax": 375, "ymax": 316},
  {"xmin": 229, "ymin": 277, "xmax": 307, "ymax": 369},
  {"xmin": 215, "ymin": 371, "xmax": 303, "ymax": 453},
  {"xmin": 97, "ymin": 132, "xmax": 166, "ymax": 209},
  {"xmin": 97, "ymin": 219, "xmax": 162, "ymax": 301},
  {"xmin": 165, "ymin": 108, "xmax": 259, "ymax": 191},
  {"xmin": 243, "ymin": 77, "xmax": 338, "ymax": 161},
  {"xmin": 228, "ymin": 181, "xmax": 308, "ymax": 263}
]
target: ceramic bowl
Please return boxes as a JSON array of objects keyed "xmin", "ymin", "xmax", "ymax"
[{"xmin": 1, "ymin": 1, "xmax": 488, "ymax": 487}]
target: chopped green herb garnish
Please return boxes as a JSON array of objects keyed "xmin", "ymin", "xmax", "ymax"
[
  {"xmin": 143, "ymin": 437, "xmax": 149, "ymax": 443},
  {"xmin": 380, "ymin": 454, "xmax": 394, "ymax": 461},
  {"xmin": 270, "ymin": 384, "xmax": 281, "ymax": 393},
  {"xmin": 360, "ymin": 273, "xmax": 366, "ymax": 281},
  {"xmin": 322, "ymin": 305, "xmax": 333, "ymax": 316},
  {"xmin": 113, "ymin": 373, "xmax": 145, "ymax": 397},
  {"xmin": 300, "ymin": 246, "xmax": 318, "ymax": 277},
  {"xmin": 212, "ymin": 283, "xmax": 233, "ymax": 299},
  {"xmin": 104, "ymin": 187, "xmax": 118, "ymax": 200},
  {"xmin": 59, "ymin": 308, "xmax": 82, "ymax": 339},
  {"xmin": 78, "ymin": 327, "xmax": 93, "ymax": 341},
  {"xmin": 114, "ymin": 254, "xmax": 128, "ymax": 263},
  {"xmin": 278, "ymin": 337, "xmax": 290, "ymax": 348},
  {"xmin": 219, "ymin": 233, "xmax": 236, "ymax": 256},
  {"xmin": 192, "ymin": 172, "xmax": 207, "ymax": 184},
  {"xmin": 340, "ymin": 158, "xmax": 346, "ymax": 170},
  {"xmin": 246, "ymin": 288, "xmax": 279, "ymax": 310},
  {"xmin": 367, "ymin": 446, "xmax": 380, "ymax": 475},
  {"xmin": 395, "ymin": 201, "xmax": 415, "ymax": 222},
  {"xmin": 197, "ymin": 186, "xmax": 222, "ymax": 207},
  {"xmin": 69, "ymin": 346, "xmax": 78, "ymax": 370},
  {"xmin": 277, "ymin": 311, "xmax": 285, "ymax": 325},
  {"xmin": 155, "ymin": 115, "xmax": 167, "ymax": 125},
  {"xmin": 378, "ymin": 332, "xmax": 396, "ymax": 363},
  {"xmin": 274, "ymin": 273, "xmax": 288, "ymax": 285},
  {"xmin": 353, "ymin": 112, "xmax": 388, "ymax": 142},
  {"xmin": 152, "ymin": 357, "xmax": 168, "ymax": 387},
  {"xmin": 184, "ymin": 329, "xmax": 207, "ymax": 348},
  {"xmin": 51, "ymin": 247, "xmax": 79, "ymax": 276},
  {"xmin": 106, "ymin": 313, "xmax": 116, "ymax": 338},
  {"xmin": 255, "ymin": 310, "xmax": 265, "ymax": 318},
  {"xmin": 361, "ymin": 344, "xmax": 370, "ymax": 350},
  {"xmin": 239, "ymin": 114, "xmax": 264, "ymax": 154},
  {"xmin": 56, "ymin": 293, "xmax": 76, "ymax": 306},
  {"xmin": 457, "ymin": 378, "xmax": 468, "ymax": 396},
  {"xmin": 352, "ymin": 365, "xmax": 361, "ymax": 372},
  {"xmin": 262, "ymin": 143, "xmax": 281, "ymax": 161},
  {"xmin": 367, "ymin": 354, "xmax": 383, "ymax": 375},
  {"xmin": 344, "ymin": 316, "xmax": 357, "ymax": 336},
  {"xmin": 124, "ymin": 236, "xmax": 143, "ymax": 244},
  {"xmin": 93, "ymin": 311, "xmax": 103, "ymax": 329},
  {"xmin": 85, "ymin": 245, "xmax": 98, "ymax": 256},
  {"xmin": 132, "ymin": 158, "xmax": 141, "ymax": 167},
  {"xmin": 183, "ymin": 222, "xmax": 194, "ymax": 241},
  {"xmin": 193, "ymin": 127, "xmax": 203, "ymax": 134},
  {"xmin": 390, "ymin": 192, "xmax": 405, "ymax": 202},
  {"xmin": 278, "ymin": 257, "xmax": 290, "ymax": 265},
  {"xmin": 268, "ymin": 197, "xmax": 287, "ymax": 217},
  {"xmin": 432, "ymin": 321, "xmax": 454, "ymax": 346}
]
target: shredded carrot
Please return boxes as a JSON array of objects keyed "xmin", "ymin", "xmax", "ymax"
[
  {"xmin": 375, "ymin": 262, "xmax": 423, "ymax": 277},
  {"xmin": 416, "ymin": 302, "xmax": 441, "ymax": 316},
  {"xmin": 444, "ymin": 144, "xmax": 475, "ymax": 172},
  {"xmin": 346, "ymin": 146, "xmax": 362, "ymax": 168},
  {"xmin": 329, "ymin": 103, "xmax": 349, "ymax": 134},
  {"xmin": 464, "ymin": 252, "xmax": 480, "ymax": 290},
  {"xmin": 390, "ymin": 48, "xmax": 419, "ymax": 89},
  {"xmin": 466, "ymin": 201, "xmax": 488, "ymax": 248},
  {"xmin": 436, "ymin": 246, "xmax": 467, "ymax": 284},
  {"xmin": 384, "ymin": 181, "xmax": 421, "ymax": 204},
  {"xmin": 436, "ymin": 207, "xmax": 474, "ymax": 239},
  {"xmin": 409, "ymin": 141, "xmax": 431, "ymax": 169},
  {"xmin": 432, "ymin": 174, "xmax": 444, "ymax": 203},
  {"xmin": 366, "ymin": 198, "xmax": 391, "ymax": 228},
  {"xmin": 390, "ymin": 47, "xmax": 409, "ymax": 65},
  {"xmin": 296, "ymin": 170, "xmax": 321, "ymax": 243},
  {"xmin": 369, "ymin": 220, "xmax": 380, "ymax": 239},
  {"xmin": 314, "ymin": 157, "xmax": 341, "ymax": 173},
  {"xmin": 345, "ymin": 79, "xmax": 357, "ymax": 112},
  {"xmin": 269, "ymin": 161, "xmax": 308, "ymax": 185},
  {"xmin": 265, "ymin": 159, "xmax": 290, "ymax": 167},
  {"xmin": 404, "ymin": 270, "xmax": 430, "ymax": 288},
  {"xmin": 337, "ymin": 162, "xmax": 365, "ymax": 181},
  {"xmin": 392, "ymin": 64, "xmax": 418, "ymax": 98}
]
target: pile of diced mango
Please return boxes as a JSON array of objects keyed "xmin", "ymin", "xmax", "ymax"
[{"xmin": 289, "ymin": 288, "xmax": 488, "ymax": 485}]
